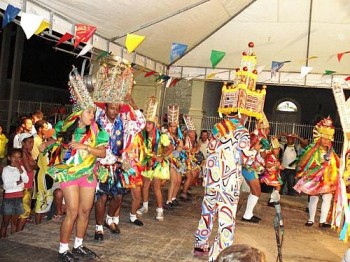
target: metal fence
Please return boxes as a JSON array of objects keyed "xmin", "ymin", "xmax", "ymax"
[
  {"xmin": 201, "ymin": 116, "xmax": 344, "ymax": 155},
  {"xmin": 0, "ymin": 100, "xmax": 72, "ymax": 132}
]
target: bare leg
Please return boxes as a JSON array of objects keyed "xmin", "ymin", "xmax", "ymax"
[
  {"xmin": 153, "ymin": 178, "xmax": 163, "ymax": 208},
  {"xmin": 75, "ymin": 186, "xmax": 95, "ymax": 239},
  {"xmin": 142, "ymin": 177, "xmax": 151, "ymax": 203},
  {"xmin": 0, "ymin": 215, "xmax": 11, "ymax": 238},
  {"xmin": 167, "ymin": 167, "xmax": 178, "ymax": 203},
  {"xmin": 131, "ymin": 186, "xmax": 142, "ymax": 215},
  {"xmin": 60, "ymin": 185, "xmax": 79, "ymax": 243},
  {"xmin": 95, "ymin": 195, "xmax": 107, "ymax": 226}
]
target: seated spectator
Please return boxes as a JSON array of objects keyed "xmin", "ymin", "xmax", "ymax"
[{"xmin": 216, "ymin": 244, "xmax": 266, "ymax": 262}]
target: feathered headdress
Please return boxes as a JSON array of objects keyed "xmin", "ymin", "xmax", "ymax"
[
  {"xmin": 144, "ymin": 96, "xmax": 158, "ymax": 123},
  {"xmin": 167, "ymin": 104, "xmax": 179, "ymax": 124},
  {"xmin": 183, "ymin": 115, "xmax": 196, "ymax": 131}
]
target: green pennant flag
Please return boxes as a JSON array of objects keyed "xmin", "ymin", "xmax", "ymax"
[
  {"xmin": 210, "ymin": 50, "xmax": 226, "ymax": 69},
  {"xmin": 97, "ymin": 51, "xmax": 111, "ymax": 61},
  {"xmin": 324, "ymin": 70, "xmax": 336, "ymax": 75}
]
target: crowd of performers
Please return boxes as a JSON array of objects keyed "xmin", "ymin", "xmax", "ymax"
[{"xmin": 2, "ymin": 65, "xmax": 350, "ymax": 262}]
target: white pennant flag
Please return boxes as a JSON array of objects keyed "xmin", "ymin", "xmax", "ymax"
[
  {"xmin": 300, "ymin": 66, "xmax": 313, "ymax": 78},
  {"xmin": 77, "ymin": 43, "xmax": 93, "ymax": 57},
  {"xmin": 20, "ymin": 13, "xmax": 43, "ymax": 39},
  {"xmin": 165, "ymin": 77, "xmax": 173, "ymax": 88}
]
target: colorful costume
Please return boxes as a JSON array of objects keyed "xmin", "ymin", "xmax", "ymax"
[
  {"xmin": 194, "ymin": 118, "xmax": 254, "ymax": 262},
  {"xmin": 294, "ymin": 117, "xmax": 340, "ymax": 226}
]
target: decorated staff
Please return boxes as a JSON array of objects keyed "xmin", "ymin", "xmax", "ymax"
[{"xmin": 332, "ymin": 83, "xmax": 350, "ymax": 243}]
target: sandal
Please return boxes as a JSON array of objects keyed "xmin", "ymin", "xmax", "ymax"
[
  {"xmin": 193, "ymin": 247, "xmax": 210, "ymax": 257},
  {"xmin": 305, "ymin": 221, "xmax": 314, "ymax": 226}
]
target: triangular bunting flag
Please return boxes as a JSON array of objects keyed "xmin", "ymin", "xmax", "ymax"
[
  {"xmin": 125, "ymin": 33, "xmax": 145, "ymax": 53},
  {"xmin": 170, "ymin": 43, "xmax": 188, "ymax": 63},
  {"xmin": 345, "ymin": 76, "xmax": 350, "ymax": 81},
  {"xmin": 77, "ymin": 43, "xmax": 93, "ymax": 57},
  {"xmin": 323, "ymin": 70, "xmax": 336, "ymax": 76},
  {"xmin": 337, "ymin": 51, "xmax": 350, "ymax": 62},
  {"xmin": 2, "ymin": 4, "xmax": 21, "ymax": 29},
  {"xmin": 144, "ymin": 71, "xmax": 156, "ymax": 77},
  {"xmin": 210, "ymin": 50, "xmax": 225, "ymax": 69},
  {"xmin": 96, "ymin": 51, "xmax": 111, "ymax": 61},
  {"xmin": 74, "ymin": 24, "xmax": 96, "ymax": 48},
  {"xmin": 166, "ymin": 77, "xmax": 173, "ymax": 88},
  {"xmin": 271, "ymin": 61, "xmax": 286, "ymax": 78},
  {"xmin": 206, "ymin": 72, "xmax": 216, "ymax": 79},
  {"xmin": 306, "ymin": 56, "xmax": 318, "ymax": 61},
  {"xmin": 169, "ymin": 78, "xmax": 179, "ymax": 88},
  {"xmin": 20, "ymin": 13, "xmax": 43, "ymax": 39},
  {"xmin": 300, "ymin": 66, "xmax": 313, "ymax": 78},
  {"xmin": 34, "ymin": 20, "xmax": 50, "ymax": 35},
  {"xmin": 56, "ymin": 32, "xmax": 74, "ymax": 46}
]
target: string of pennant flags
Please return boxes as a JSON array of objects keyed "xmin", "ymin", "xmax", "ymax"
[{"xmin": 2, "ymin": 3, "xmax": 350, "ymax": 88}]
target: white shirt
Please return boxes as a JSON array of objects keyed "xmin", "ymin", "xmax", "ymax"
[
  {"xmin": 2, "ymin": 165, "xmax": 29, "ymax": 194},
  {"xmin": 281, "ymin": 145, "xmax": 297, "ymax": 169}
]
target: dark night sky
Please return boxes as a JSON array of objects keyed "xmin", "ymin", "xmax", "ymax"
[{"xmin": 1, "ymin": 17, "xmax": 86, "ymax": 89}]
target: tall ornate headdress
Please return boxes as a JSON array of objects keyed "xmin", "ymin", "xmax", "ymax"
[
  {"xmin": 68, "ymin": 66, "xmax": 96, "ymax": 112},
  {"xmin": 167, "ymin": 104, "xmax": 179, "ymax": 124},
  {"xmin": 183, "ymin": 115, "xmax": 196, "ymax": 131},
  {"xmin": 144, "ymin": 96, "xmax": 158, "ymax": 123},
  {"xmin": 313, "ymin": 116, "xmax": 335, "ymax": 141},
  {"xmin": 92, "ymin": 56, "xmax": 134, "ymax": 103},
  {"xmin": 218, "ymin": 42, "xmax": 266, "ymax": 120}
]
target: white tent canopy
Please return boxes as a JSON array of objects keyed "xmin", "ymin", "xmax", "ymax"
[{"xmin": 2, "ymin": 0, "xmax": 350, "ymax": 88}]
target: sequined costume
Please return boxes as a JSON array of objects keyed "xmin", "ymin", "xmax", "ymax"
[{"xmin": 194, "ymin": 118, "xmax": 255, "ymax": 262}]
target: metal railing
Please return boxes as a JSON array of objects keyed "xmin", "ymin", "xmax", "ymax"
[{"xmin": 201, "ymin": 116, "xmax": 344, "ymax": 155}]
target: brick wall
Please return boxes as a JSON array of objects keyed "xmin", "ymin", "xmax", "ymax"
[{"xmin": 163, "ymin": 79, "xmax": 192, "ymax": 116}]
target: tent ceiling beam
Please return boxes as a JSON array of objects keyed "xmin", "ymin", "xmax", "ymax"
[{"xmin": 109, "ymin": 0, "xmax": 210, "ymax": 42}]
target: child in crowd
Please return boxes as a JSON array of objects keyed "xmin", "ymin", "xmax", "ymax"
[
  {"xmin": 17, "ymin": 133, "xmax": 37, "ymax": 231},
  {"xmin": 0, "ymin": 149, "xmax": 29, "ymax": 238}
]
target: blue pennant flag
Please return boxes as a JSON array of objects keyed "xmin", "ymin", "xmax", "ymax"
[
  {"xmin": 2, "ymin": 4, "xmax": 21, "ymax": 29},
  {"xmin": 170, "ymin": 43, "xmax": 188, "ymax": 63},
  {"xmin": 271, "ymin": 61, "xmax": 290, "ymax": 78}
]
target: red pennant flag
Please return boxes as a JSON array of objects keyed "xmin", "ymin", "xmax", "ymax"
[
  {"xmin": 144, "ymin": 71, "xmax": 156, "ymax": 77},
  {"xmin": 74, "ymin": 24, "xmax": 96, "ymax": 48},
  {"xmin": 56, "ymin": 32, "xmax": 74, "ymax": 46},
  {"xmin": 337, "ymin": 51, "xmax": 350, "ymax": 62},
  {"xmin": 345, "ymin": 76, "xmax": 350, "ymax": 81},
  {"xmin": 169, "ymin": 78, "xmax": 179, "ymax": 88}
]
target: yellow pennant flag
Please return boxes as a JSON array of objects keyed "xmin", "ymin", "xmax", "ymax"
[
  {"xmin": 206, "ymin": 72, "xmax": 216, "ymax": 79},
  {"xmin": 125, "ymin": 33, "xmax": 145, "ymax": 53},
  {"xmin": 35, "ymin": 20, "xmax": 50, "ymax": 35}
]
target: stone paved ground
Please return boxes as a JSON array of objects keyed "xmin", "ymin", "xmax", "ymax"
[{"xmin": 0, "ymin": 186, "xmax": 348, "ymax": 262}]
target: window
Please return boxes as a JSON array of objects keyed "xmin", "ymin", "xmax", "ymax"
[{"xmin": 276, "ymin": 101, "xmax": 298, "ymax": 112}]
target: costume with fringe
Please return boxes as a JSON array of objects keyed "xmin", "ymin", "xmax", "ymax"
[
  {"xmin": 294, "ymin": 141, "xmax": 340, "ymax": 195},
  {"xmin": 46, "ymin": 111, "xmax": 109, "ymax": 183}
]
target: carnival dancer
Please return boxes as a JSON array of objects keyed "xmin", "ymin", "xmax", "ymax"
[
  {"xmin": 193, "ymin": 115, "xmax": 255, "ymax": 262},
  {"xmin": 165, "ymin": 104, "xmax": 185, "ymax": 210},
  {"xmin": 181, "ymin": 115, "xmax": 199, "ymax": 201},
  {"xmin": 260, "ymin": 137, "xmax": 283, "ymax": 205},
  {"xmin": 294, "ymin": 117, "xmax": 340, "ymax": 228},
  {"xmin": 241, "ymin": 114, "xmax": 269, "ymax": 223},
  {"xmin": 93, "ymin": 58, "xmax": 145, "ymax": 240},
  {"xmin": 137, "ymin": 97, "xmax": 172, "ymax": 221},
  {"xmin": 43, "ymin": 67, "xmax": 109, "ymax": 261}
]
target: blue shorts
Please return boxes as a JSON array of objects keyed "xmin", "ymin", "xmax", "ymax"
[
  {"xmin": 242, "ymin": 168, "xmax": 258, "ymax": 181},
  {"xmin": 1, "ymin": 197, "xmax": 24, "ymax": 215}
]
